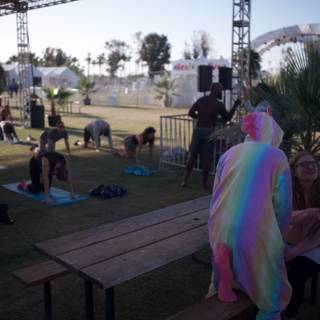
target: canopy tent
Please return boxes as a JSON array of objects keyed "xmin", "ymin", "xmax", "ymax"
[{"xmin": 37, "ymin": 67, "xmax": 79, "ymax": 88}]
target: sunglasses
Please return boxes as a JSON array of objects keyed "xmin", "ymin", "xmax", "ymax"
[{"xmin": 296, "ymin": 161, "xmax": 318, "ymax": 169}]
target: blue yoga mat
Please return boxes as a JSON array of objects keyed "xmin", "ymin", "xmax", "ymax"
[{"xmin": 2, "ymin": 183, "xmax": 89, "ymax": 206}]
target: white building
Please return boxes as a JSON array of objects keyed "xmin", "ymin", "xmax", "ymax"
[
  {"xmin": 37, "ymin": 67, "xmax": 78, "ymax": 88},
  {"xmin": 170, "ymin": 57, "xmax": 230, "ymax": 107},
  {"xmin": 1, "ymin": 63, "xmax": 42, "ymax": 88}
]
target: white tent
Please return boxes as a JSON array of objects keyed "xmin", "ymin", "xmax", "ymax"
[
  {"xmin": 1, "ymin": 63, "xmax": 42, "ymax": 88},
  {"xmin": 170, "ymin": 57, "xmax": 229, "ymax": 107},
  {"xmin": 37, "ymin": 67, "xmax": 79, "ymax": 88}
]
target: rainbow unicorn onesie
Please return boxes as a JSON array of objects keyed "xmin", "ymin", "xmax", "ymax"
[{"xmin": 208, "ymin": 112, "xmax": 293, "ymax": 320}]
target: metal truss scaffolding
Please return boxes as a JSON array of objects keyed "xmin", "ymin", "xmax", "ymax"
[
  {"xmin": 16, "ymin": 2, "xmax": 31, "ymax": 126},
  {"xmin": 231, "ymin": 0, "xmax": 251, "ymax": 114},
  {"xmin": 0, "ymin": 0, "xmax": 79, "ymax": 127}
]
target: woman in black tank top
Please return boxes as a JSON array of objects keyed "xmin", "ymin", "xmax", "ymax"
[
  {"xmin": 113, "ymin": 127, "xmax": 156, "ymax": 161},
  {"xmin": 25, "ymin": 151, "xmax": 75, "ymax": 204}
]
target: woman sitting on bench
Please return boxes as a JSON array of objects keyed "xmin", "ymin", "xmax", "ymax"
[{"xmin": 283, "ymin": 151, "xmax": 320, "ymax": 320}]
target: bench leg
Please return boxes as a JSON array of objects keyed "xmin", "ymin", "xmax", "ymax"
[
  {"xmin": 43, "ymin": 282, "xmax": 52, "ymax": 320},
  {"xmin": 105, "ymin": 287, "xmax": 115, "ymax": 320},
  {"xmin": 85, "ymin": 280, "xmax": 95, "ymax": 320}
]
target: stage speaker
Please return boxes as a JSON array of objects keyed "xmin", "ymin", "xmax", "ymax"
[
  {"xmin": 30, "ymin": 104, "xmax": 45, "ymax": 129},
  {"xmin": 198, "ymin": 65, "xmax": 212, "ymax": 92},
  {"xmin": 219, "ymin": 67, "xmax": 232, "ymax": 90}
]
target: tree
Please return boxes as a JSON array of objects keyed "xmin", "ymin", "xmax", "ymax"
[
  {"xmin": 249, "ymin": 49, "xmax": 262, "ymax": 81},
  {"xmin": 183, "ymin": 31, "xmax": 213, "ymax": 59},
  {"xmin": 139, "ymin": 33, "xmax": 171, "ymax": 78},
  {"xmin": 96, "ymin": 53, "xmax": 106, "ymax": 76},
  {"xmin": 6, "ymin": 52, "xmax": 40, "ymax": 65},
  {"xmin": 6, "ymin": 55, "xmax": 18, "ymax": 64},
  {"xmin": 78, "ymin": 76, "xmax": 95, "ymax": 105},
  {"xmin": 43, "ymin": 87, "xmax": 73, "ymax": 116},
  {"xmin": 0, "ymin": 64, "xmax": 6, "ymax": 94},
  {"xmin": 105, "ymin": 40, "xmax": 131, "ymax": 78},
  {"xmin": 260, "ymin": 44, "xmax": 320, "ymax": 155},
  {"xmin": 154, "ymin": 73, "xmax": 179, "ymax": 107},
  {"xmin": 183, "ymin": 42, "xmax": 192, "ymax": 60}
]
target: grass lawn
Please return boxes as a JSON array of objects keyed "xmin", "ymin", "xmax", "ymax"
[
  {"xmin": 0, "ymin": 104, "xmax": 212, "ymax": 320},
  {"xmin": 0, "ymin": 104, "xmax": 319, "ymax": 320}
]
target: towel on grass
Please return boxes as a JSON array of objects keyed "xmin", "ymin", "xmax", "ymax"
[{"xmin": 123, "ymin": 165, "xmax": 151, "ymax": 176}]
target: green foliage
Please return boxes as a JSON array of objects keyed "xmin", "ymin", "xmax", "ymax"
[
  {"xmin": 154, "ymin": 74, "xmax": 179, "ymax": 107},
  {"xmin": 78, "ymin": 77, "xmax": 95, "ymax": 98},
  {"xmin": 139, "ymin": 33, "xmax": 171, "ymax": 78},
  {"xmin": 0, "ymin": 64, "xmax": 6, "ymax": 94},
  {"xmin": 43, "ymin": 86, "xmax": 73, "ymax": 116},
  {"xmin": 261, "ymin": 44, "xmax": 320, "ymax": 155},
  {"xmin": 249, "ymin": 49, "xmax": 262, "ymax": 80},
  {"xmin": 105, "ymin": 40, "xmax": 131, "ymax": 78}
]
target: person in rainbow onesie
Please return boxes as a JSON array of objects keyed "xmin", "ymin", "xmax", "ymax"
[{"xmin": 208, "ymin": 111, "xmax": 293, "ymax": 320}]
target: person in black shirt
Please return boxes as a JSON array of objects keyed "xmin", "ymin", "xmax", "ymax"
[
  {"xmin": 181, "ymin": 83, "xmax": 241, "ymax": 189},
  {"xmin": 19, "ymin": 150, "xmax": 75, "ymax": 204}
]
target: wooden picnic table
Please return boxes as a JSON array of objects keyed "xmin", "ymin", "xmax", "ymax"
[{"xmin": 35, "ymin": 195, "xmax": 211, "ymax": 320}]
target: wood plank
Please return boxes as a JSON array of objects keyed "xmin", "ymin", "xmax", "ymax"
[
  {"xmin": 167, "ymin": 293, "xmax": 253, "ymax": 320},
  {"xmin": 12, "ymin": 261, "xmax": 70, "ymax": 287},
  {"xmin": 56, "ymin": 210, "xmax": 208, "ymax": 270},
  {"xmin": 35, "ymin": 195, "xmax": 210, "ymax": 258},
  {"xmin": 79, "ymin": 225, "xmax": 208, "ymax": 289}
]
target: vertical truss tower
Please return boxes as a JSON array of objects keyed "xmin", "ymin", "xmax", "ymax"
[
  {"xmin": 16, "ymin": 1, "xmax": 32, "ymax": 126},
  {"xmin": 231, "ymin": 0, "xmax": 251, "ymax": 112},
  {"xmin": 0, "ymin": 0, "xmax": 79, "ymax": 127}
]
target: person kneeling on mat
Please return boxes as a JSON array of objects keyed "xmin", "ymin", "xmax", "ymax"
[{"xmin": 19, "ymin": 148, "xmax": 75, "ymax": 204}]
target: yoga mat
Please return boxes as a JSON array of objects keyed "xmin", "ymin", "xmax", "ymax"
[{"xmin": 2, "ymin": 183, "xmax": 89, "ymax": 206}]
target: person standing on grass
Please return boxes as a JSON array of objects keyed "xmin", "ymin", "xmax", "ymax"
[
  {"xmin": 208, "ymin": 112, "xmax": 292, "ymax": 320},
  {"xmin": 181, "ymin": 82, "xmax": 241, "ymax": 189},
  {"xmin": 74, "ymin": 119, "xmax": 113, "ymax": 152},
  {"xmin": 39, "ymin": 120, "xmax": 70, "ymax": 154}
]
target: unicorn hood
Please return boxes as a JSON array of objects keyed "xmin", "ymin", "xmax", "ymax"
[{"xmin": 241, "ymin": 112, "xmax": 284, "ymax": 147}]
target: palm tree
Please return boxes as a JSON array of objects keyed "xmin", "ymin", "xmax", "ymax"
[
  {"xmin": 154, "ymin": 74, "xmax": 179, "ymax": 107},
  {"xmin": 78, "ymin": 77, "xmax": 95, "ymax": 105},
  {"xmin": 96, "ymin": 53, "xmax": 106, "ymax": 77},
  {"xmin": 260, "ymin": 43, "xmax": 320, "ymax": 155},
  {"xmin": 43, "ymin": 87, "xmax": 73, "ymax": 116}
]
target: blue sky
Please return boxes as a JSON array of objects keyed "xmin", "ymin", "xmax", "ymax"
[{"xmin": 0, "ymin": 0, "xmax": 319, "ymax": 72}]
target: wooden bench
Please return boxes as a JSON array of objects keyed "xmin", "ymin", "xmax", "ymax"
[
  {"xmin": 35, "ymin": 195, "xmax": 211, "ymax": 320},
  {"xmin": 12, "ymin": 260, "xmax": 70, "ymax": 320},
  {"xmin": 168, "ymin": 292, "xmax": 254, "ymax": 320}
]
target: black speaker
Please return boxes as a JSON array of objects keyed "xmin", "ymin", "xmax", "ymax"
[
  {"xmin": 219, "ymin": 67, "xmax": 232, "ymax": 90},
  {"xmin": 30, "ymin": 104, "xmax": 45, "ymax": 129},
  {"xmin": 198, "ymin": 65, "xmax": 212, "ymax": 92}
]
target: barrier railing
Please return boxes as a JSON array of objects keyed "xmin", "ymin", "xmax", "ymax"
[{"xmin": 159, "ymin": 114, "xmax": 244, "ymax": 172}]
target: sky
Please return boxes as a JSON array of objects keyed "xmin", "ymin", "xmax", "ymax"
[{"xmin": 0, "ymin": 0, "xmax": 319, "ymax": 73}]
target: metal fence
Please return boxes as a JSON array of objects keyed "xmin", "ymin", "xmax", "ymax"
[{"xmin": 159, "ymin": 114, "xmax": 245, "ymax": 172}]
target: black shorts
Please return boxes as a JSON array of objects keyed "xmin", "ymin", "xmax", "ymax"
[{"xmin": 189, "ymin": 127, "xmax": 214, "ymax": 161}]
